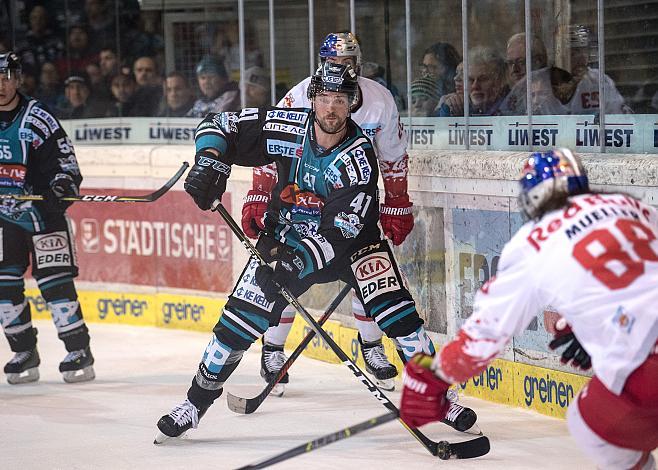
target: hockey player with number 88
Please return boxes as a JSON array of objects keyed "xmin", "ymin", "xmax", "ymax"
[{"xmin": 400, "ymin": 148, "xmax": 658, "ymax": 469}]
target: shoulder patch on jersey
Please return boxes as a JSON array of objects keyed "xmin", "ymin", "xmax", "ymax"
[
  {"xmin": 26, "ymin": 115, "xmax": 51, "ymax": 138},
  {"xmin": 31, "ymin": 107, "xmax": 60, "ymax": 133},
  {"xmin": 334, "ymin": 212, "xmax": 363, "ymax": 238}
]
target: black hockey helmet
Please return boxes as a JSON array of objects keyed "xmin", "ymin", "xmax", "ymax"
[
  {"xmin": 307, "ymin": 61, "xmax": 358, "ymax": 106},
  {"xmin": 0, "ymin": 51, "xmax": 21, "ymax": 79}
]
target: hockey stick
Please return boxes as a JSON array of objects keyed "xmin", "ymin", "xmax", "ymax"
[
  {"xmin": 234, "ymin": 412, "xmax": 398, "ymax": 469},
  {"xmin": 235, "ymin": 410, "xmax": 490, "ymax": 469},
  {"xmin": 211, "ymin": 200, "xmax": 490, "ymax": 459},
  {"xmin": 0, "ymin": 162, "xmax": 189, "ymax": 203},
  {"xmin": 227, "ymin": 282, "xmax": 352, "ymax": 414}
]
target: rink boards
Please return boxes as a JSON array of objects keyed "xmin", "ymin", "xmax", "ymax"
[{"xmin": 26, "ymin": 286, "xmax": 588, "ymax": 420}]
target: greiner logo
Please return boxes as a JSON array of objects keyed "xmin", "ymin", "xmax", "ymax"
[
  {"xmin": 355, "ymin": 255, "xmax": 391, "ymax": 281},
  {"xmin": 523, "ymin": 374, "xmax": 574, "ymax": 407},
  {"xmin": 162, "ymin": 301, "xmax": 205, "ymax": 324},
  {"xmin": 97, "ymin": 297, "xmax": 148, "ymax": 319},
  {"xmin": 35, "ymin": 234, "xmax": 67, "ymax": 251}
]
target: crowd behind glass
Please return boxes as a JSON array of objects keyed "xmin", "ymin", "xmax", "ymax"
[{"xmin": 2, "ymin": 1, "xmax": 656, "ymax": 123}]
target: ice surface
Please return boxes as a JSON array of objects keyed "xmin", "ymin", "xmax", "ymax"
[{"xmin": 2, "ymin": 320, "xmax": 650, "ymax": 469}]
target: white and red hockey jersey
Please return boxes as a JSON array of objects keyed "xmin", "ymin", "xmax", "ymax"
[
  {"xmin": 277, "ymin": 75, "xmax": 409, "ymax": 196},
  {"xmin": 437, "ymin": 193, "xmax": 658, "ymax": 395}
]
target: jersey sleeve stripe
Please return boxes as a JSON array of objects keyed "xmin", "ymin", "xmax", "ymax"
[
  {"xmin": 195, "ymin": 133, "xmax": 228, "ymax": 154},
  {"xmin": 300, "ymin": 238, "xmax": 324, "ymax": 271}
]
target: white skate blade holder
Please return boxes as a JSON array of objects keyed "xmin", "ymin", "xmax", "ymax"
[
  {"xmin": 269, "ymin": 383, "xmax": 285, "ymax": 398},
  {"xmin": 153, "ymin": 430, "xmax": 190, "ymax": 445},
  {"xmin": 373, "ymin": 376, "xmax": 395, "ymax": 392},
  {"xmin": 6, "ymin": 367, "xmax": 39, "ymax": 385},
  {"xmin": 62, "ymin": 365, "xmax": 95, "ymax": 383}
]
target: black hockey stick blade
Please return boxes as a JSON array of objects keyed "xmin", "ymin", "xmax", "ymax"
[
  {"xmin": 234, "ymin": 412, "xmax": 398, "ymax": 470},
  {"xmin": 226, "ymin": 283, "xmax": 352, "ymax": 414},
  {"xmin": 436, "ymin": 435, "xmax": 490, "ymax": 460},
  {"xmin": 0, "ymin": 162, "xmax": 189, "ymax": 203}
]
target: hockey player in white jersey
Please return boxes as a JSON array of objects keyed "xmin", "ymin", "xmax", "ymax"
[
  {"xmin": 242, "ymin": 31, "xmax": 413, "ymax": 394},
  {"xmin": 400, "ymin": 148, "xmax": 657, "ymax": 469}
]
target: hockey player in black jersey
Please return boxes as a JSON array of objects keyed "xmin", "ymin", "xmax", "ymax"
[
  {"xmin": 0, "ymin": 52, "xmax": 94, "ymax": 384},
  {"xmin": 154, "ymin": 62, "xmax": 476, "ymax": 443}
]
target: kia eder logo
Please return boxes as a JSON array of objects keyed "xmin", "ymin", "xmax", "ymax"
[
  {"xmin": 35, "ymin": 234, "xmax": 67, "ymax": 251},
  {"xmin": 355, "ymin": 255, "xmax": 391, "ymax": 281}
]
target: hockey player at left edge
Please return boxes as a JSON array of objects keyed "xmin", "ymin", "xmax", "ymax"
[
  {"xmin": 0, "ymin": 52, "xmax": 95, "ymax": 384},
  {"xmin": 153, "ymin": 61, "xmax": 476, "ymax": 444}
]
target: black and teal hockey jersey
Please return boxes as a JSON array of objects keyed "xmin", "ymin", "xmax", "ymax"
[
  {"xmin": 195, "ymin": 107, "xmax": 381, "ymax": 278},
  {"xmin": 0, "ymin": 94, "xmax": 82, "ymax": 231}
]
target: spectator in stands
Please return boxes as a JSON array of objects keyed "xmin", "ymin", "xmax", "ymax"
[
  {"xmin": 566, "ymin": 25, "xmax": 630, "ymax": 114},
  {"xmin": 436, "ymin": 62, "xmax": 464, "ymax": 116},
  {"xmin": 499, "ymin": 33, "xmax": 574, "ymax": 115},
  {"xmin": 106, "ymin": 73, "xmax": 137, "ymax": 117},
  {"xmin": 120, "ymin": 9, "xmax": 165, "ymax": 66},
  {"xmin": 420, "ymin": 42, "xmax": 461, "ymax": 99},
  {"xmin": 439, "ymin": 47, "xmax": 508, "ymax": 116},
  {"xmin": 99, "ymin": 47, "xmax": 119, "ymax": 80},
  {"xmin": 34, "ymin": 62, "xmax": 65, "ymax": 113},
  {"xmin": 16, "ymin": 5, "xmax": 65, "ymax": 72},
  {"xmin": 211, "ymin": 21, "xmax": 263, "ymax": 76},
  {"xmin": 85, "ymin": 61, "xmax": 110, "ymax": 103},
  {"xmin": 243, "ymin": 66, "xmax": 270, "ymax": 108},
  {"xmin": 131, "ymin": 56, "xmax": 162, "ymax": 116},
  {"xmin": 157, "ymin": 71, "xmax": 195, "ymax": 117},
  {"xmin": 19, "ymin": 68, "xmax": 38, "ymax": 97},
  {"xmin": 83, "ymin": 0, "xmax": 116, "ymax": 53},
  {"xmin": 410, "ymin": 76, "xmax": 441, "ymax": 117},
  {"xmin": 59, "ymin": 72, "xmax": 104, "ymax": 119},
  {"xmin": 632, "ymin": 76, "xmax": 658, "ymax": 114},
  {"xmin": 55, "ymin": 24, "xmax": 97, "ymax": 79},
  {"xmin": 186, "ymin": 55, "xmax": 239, "ymax": 117}
]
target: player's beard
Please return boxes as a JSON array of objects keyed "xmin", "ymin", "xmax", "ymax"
[{"xmin": 315, "ymin": 112, "xmax": 347, "ymax": 135}]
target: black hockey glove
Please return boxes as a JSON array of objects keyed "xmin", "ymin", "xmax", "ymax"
[
  {"xmin": 43, "ymin": 173, "xmax": 79, "ymax": 212},
  {"xmin": 548, "ymin": 317, "xmax": 591, "ymax": 370},
  {"xmin": 184, "ymin": 150, "xmax": 231, "ymax": 210},
  {"xmin": 254, "ymin": 245, "xmax": 305, "ymax": 302}
]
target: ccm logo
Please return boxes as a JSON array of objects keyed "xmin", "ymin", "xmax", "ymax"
[
  {"xmin": 355, "ymin": 256, "xmax": 391, "ymax": 281},
  {"xmin": 35, "ymin": 234, "xmax": 67, "ymax": 251}
]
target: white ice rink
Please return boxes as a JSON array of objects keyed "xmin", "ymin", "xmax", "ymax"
[{"xmin": 3, "ymin": 320, "xmax": 651, "ymax": 470}]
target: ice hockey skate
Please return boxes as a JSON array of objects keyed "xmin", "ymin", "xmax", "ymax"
[
  {"xmin": 59, "ymin": 347, "xmax": 95, "ymax": 383},
  {"xmin": 260, "ymin": 341, "xmax": 288, "ymax": 397},
  {"xmin": 4, "ymin": 348, "xmax": 40, "ymax": 384},
  {"xmin": 359, "ymin": 334, "xmax": 398, "ymax": 391},
  {"xmin": 442, "ymin": 389, "xmax": 480, "ymax": 434},
  {"xmin": 154, "ymin": 399, "xmax": 207, "ymax": 444}
]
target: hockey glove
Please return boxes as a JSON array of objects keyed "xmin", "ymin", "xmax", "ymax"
[
  {"xmin": 549, "ymin": 317, "xmax": 591, "ymax": 370},
  {"xmin": 241, "ymin": 189, "xmax": 270, "ymax": 239},
  {"xmin": 184, "ymin": 150, "xmax": 231, "ymax": 211},
  {"xmin": 43, "ymin": 173, "xmax": 79, "ymax": 212},
  {"xmin": 254, "ymin": 245, "xmax": 305, "ymax": 302},
  {"xmin": 400, "ymin": 353, "xmax": 451, "ymax": 428},
  {"xmin": 380, "ymin": 194, "xmax": 414, "ymax": 246}
]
